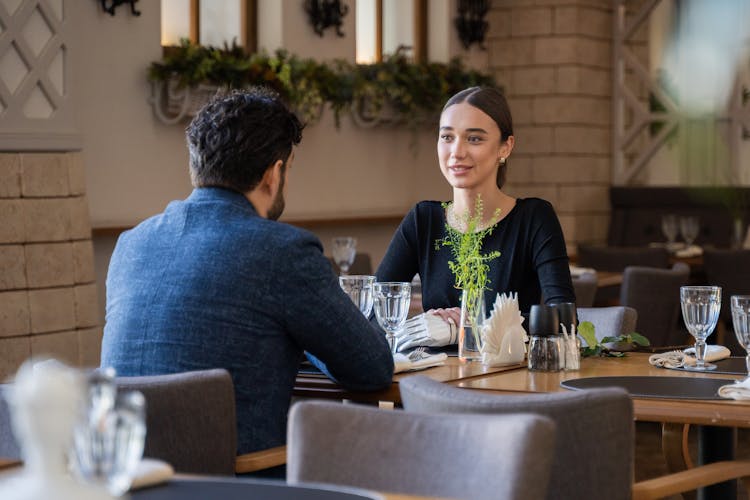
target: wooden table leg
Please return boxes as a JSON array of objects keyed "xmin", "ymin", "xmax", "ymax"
[{"xmin": 662, "ymin": 423, "xmax": 695, "ymax": 500}]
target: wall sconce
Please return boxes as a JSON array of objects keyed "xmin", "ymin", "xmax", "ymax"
[
  {"xmin": 454, "ymin": 0, "xmax": 488, "ymax": 50},
  {"xmin": 100, "ymin": 0, "xmax": 141, "ymax": 17},
  {"xmin": 305, "ymin": 0, "xmax": 348, "ymax": 37}
]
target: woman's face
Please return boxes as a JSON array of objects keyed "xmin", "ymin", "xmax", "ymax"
[{"xmin": 437, "ymin": 102, "xmax": 511, "ymax": 191}]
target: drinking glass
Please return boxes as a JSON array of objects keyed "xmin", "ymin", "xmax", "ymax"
[
  {"xmin": 731, "ymin": 295, "xmax": 750, "ymax": 375},
  {"xmin": 331, "ymin": 237, "xmax": 357, "ymax": 275},
  {"xmin": 661, "ymin": 214, "xmax": 679, "ymax": 246},
  {"xmin": 339, "ymin": 275, "xmax": 375, "ymax": 316},
  {"xmin": 373, "ymin": 282, "xmax": 411, "ymax": 353},
  {"xmin": 679, "ymin": 216, "xmax": 700, "ymax": 247},
  {"xmin": 680, "ymin": 286, "xmax": 721, "ymax": 371},
  {"xmin": 72, "ymin": 371, "xmax": 147, "ymax": 496}
]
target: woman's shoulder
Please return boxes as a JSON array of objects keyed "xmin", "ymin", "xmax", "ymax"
[{"xmin": 514, "ymin": 197, "xmax": 557, "ymax": 216}]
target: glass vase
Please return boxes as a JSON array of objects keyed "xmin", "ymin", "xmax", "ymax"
[{"xmin": 459, "ymin": 289, "xmax": 486, "ymax": 362}]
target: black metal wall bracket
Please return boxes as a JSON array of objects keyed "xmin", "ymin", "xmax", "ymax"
[
  {"xmin": 100, "ymin": 0, "xmax": 141, "ymax": 17},
  {"xmin": 305, "ymin": 0, "xmax": 348, "ymax": 37}
]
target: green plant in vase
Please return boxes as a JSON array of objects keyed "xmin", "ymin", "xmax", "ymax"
[{"xmin": 435, "ymin": 195, "xmax": 501, "ymax": 359}]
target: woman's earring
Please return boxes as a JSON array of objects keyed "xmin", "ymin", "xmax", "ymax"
[{"xmin": 498, "ymin": 157, "xmax": 506, "ymax": 166}]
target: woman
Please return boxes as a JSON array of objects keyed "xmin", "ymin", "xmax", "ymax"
[{"xmin": 376, "ymin": 87, "xmax": 574, "ymax": 338}]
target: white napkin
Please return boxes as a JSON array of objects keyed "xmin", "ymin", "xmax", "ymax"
[
  {"xmin": 479, "ymin": 292, "xmax": 527, "ymax": 367},
  {"xmin": 394, "ymin": 312, "xmax": 457, "ymax": 352},
  {"xmin": 649, "ymin": 345, "xmax": 731, "ymax": 369},
  {"xmin": 393, "ymin": 352, "xmax": 448, "ymax": 373},
  {"xmin": 674, "ymin": 245, "xmax": 703, "ymax": 258},
  {"xmin": 718, "ymin": 377, "xmax": 750, "ymax": 400},
  {"xmin": 129, "ymin": 458, "xmax": 174, "ymax": 491}
]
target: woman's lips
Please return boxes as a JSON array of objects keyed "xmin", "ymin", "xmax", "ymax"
[{"xmin": 449, "ymin": 164, "xmax": 472, "ymax": 174}]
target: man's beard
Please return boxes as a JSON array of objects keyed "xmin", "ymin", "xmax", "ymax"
[{"xmin": 266, "ymin": 177, "xmax": 285, "ymax": 221}]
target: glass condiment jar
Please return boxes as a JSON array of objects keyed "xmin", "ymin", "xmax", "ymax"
[{"xmin": 528, "ymin": 304, "xmax": 562, "ymax": 372}]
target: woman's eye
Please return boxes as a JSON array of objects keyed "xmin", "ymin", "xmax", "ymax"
[
  {"xmin": 440, "ymin": 134, "xmax": 454, "ymax": 142},
  {"xmin": 468, "ymin": 136, "xmax": 484, "ymax": 143}
]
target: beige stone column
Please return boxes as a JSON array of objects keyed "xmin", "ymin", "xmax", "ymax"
[
  {"xmin": 488, "ymin": 0, "xmax": 614, "ymax": 251},
  {"xmin": 0, "ymin": 152, "xmax": 101, "ymax": 379}
]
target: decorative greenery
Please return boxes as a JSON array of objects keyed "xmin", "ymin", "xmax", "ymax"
[
  {"xmin": 435, "ymin": 195, "xmax": 501, "ymax": 335},
  {"xmin": 577, "ymin": 321, "xmax": 650, "ymax": 358},
  {"xmin": 149, "ymin": 40, "xmax": 496, "ymax": 126}
]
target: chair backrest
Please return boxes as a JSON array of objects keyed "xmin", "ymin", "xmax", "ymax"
[
  {"xmin": 328, "ymin": 253, "xmax": 373, "ymax": 276},
  {"xmin": 572, "ymin": 272, "xmax": 597, "ymax": 307},
  {"xmin": 116, "ymin": 368, "xmax": 238, "ymax": 475},
  {"xmin": 578, "ymin": 306, "xmax": 638, "ymax": 342},
  {"xmin": 577, "ymin": 245, "xmax": 670, "ymax": 272},
  {"xmin": 0, "ymin": 386, "xmax": 20, "ymax": 460},
  {"xmin": 620, "ymin": 263, "xmax": 690, "ymax": 347},
  {"xmin": 399, "ymin": 377, "xmax": 633, "ymax": 500},
  {"xmin": 287, "ymin": 400, "xmax": 556, "ymax": 500}
]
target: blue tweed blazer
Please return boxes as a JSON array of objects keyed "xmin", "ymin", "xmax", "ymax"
[{"xmin": 101, "ymin": 187, "xmax": 394, "ymax": 453}]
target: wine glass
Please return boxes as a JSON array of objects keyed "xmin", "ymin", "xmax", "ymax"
[
  {"xmin": 661, "ymin": 214, "xmax": 679, "ymax": 248},
  {"xmin": 331, "ymin": 237, "xmax": 357, "ymax": 275},
  {"xmin": 339, "ymin": 275, "xmax": 375, "ymax": 316},
  {"xmin": 680, "ymin": 286, "xmax": 721, "ymax": 371},
  {"xmin": 372, "ymin": 282, "xmax": 411, "ymax": 353},
  {"xmin": 731, "ymin": 295, "xmax": 750, "ymax": 375},
  {"xmin": 679, "ymin": 216, "xmax": 700, "ymax": 247}
]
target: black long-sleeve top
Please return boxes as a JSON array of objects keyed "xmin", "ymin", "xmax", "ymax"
[{"xmin": 376, "ymin": 198, "xmax": 575, "ymax": 314}]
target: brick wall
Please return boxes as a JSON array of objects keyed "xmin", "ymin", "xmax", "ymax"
[
  {"xmin": 488, "ymin": 0, "xmax": 614, "ymax": 250},
  {"xmin": 0, "ymin": 152, "xmax": 100, "ymax": 380}
]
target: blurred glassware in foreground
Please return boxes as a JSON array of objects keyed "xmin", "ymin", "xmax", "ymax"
[
  {"xmin": 373, "ymin": 282, "xmax": 411, "ymax": 353},
  {"xmin": 338, "ymin": 275, "xmax": 375, "ymax": 316},
  {"xmin": 331, "ymin": 236, "xmax": 357, "ymax": 275},
  {"xmin": 71, "ymin": 368, "xmax": 146, "ymax": 497}
]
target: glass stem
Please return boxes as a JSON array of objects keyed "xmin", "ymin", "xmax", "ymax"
[
  {"xmin": 695, "ymin": 340, "xmax": 706, "ymax": 368},
  {"xmin": 745, "ymin": 353, "xmax": 750, "ymax": 376}
]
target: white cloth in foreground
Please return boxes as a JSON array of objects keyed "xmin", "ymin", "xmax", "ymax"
[
  {"xmin": 480, "ymin": 292, "xmax": 527, "ymax": 367},
  {"xmin": 393, "ymin": 351, "xmax": 448, "ymax": 374},
  {"xmin": 394, "ymin": 312, "xmax": 457, "ymax": 352},
  {"xmin": 130, "ymin": 458, "xmax": 174, "ymax": 491},
  {"xmin": 648, "ymin": 345, "xmax": 731, "ymax": 369},
  {"xmin": 718, "ymin": 377, "xmax": 750, "ymax": 400}
]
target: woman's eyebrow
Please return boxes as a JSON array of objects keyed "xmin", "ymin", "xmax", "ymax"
[{"xmin": 466, "ymin": 127, "xmax": 488, "ymax": 134}]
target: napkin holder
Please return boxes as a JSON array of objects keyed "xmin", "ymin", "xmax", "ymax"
[{"xmin": 480, "ymin": 292, "xmax": 527, "ymax": 367}]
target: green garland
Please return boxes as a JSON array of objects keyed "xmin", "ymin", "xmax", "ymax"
[{"xmin": 149, "ymin": 40, "xmax": 496, "ymax": 127}]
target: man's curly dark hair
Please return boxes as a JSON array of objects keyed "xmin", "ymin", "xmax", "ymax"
[{"xmin": 186, "ymin": 87, "xmax": 304, "ymax": 192}]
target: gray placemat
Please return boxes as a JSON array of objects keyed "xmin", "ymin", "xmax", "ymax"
[
  {"xmin": 665, "ymin": 356, "xmax": 748, "ymax": 376},
  {"xmin": 561, "ymin": 376, "xmax": 737, "ymax": 400}
]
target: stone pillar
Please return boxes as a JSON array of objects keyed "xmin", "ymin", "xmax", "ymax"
[
  {"xmin": 0, "ymin": 152, "xmax": 100, "ymax": 379},
  {"xmin": 488, "ymin": 0, "xmax": 614, "ymax": 250}
]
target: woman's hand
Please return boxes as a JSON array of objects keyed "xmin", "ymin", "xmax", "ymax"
[{"xmin": 427, "ymin": 307, "xmax": 461, "ymax": 328}]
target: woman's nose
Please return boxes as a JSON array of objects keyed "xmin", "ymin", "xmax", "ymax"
[{"xmin": 450, "ymin": 139, "xmax": 466, "ymax": 158}]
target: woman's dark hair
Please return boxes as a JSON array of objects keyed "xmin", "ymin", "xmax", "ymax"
[
  {"xmin": 186, "ymin": 87, "xmax": 304, "ymax": 192},
  {"xmin": 443, "ymin": 86, "xmax": 513, "ymax": 189}
]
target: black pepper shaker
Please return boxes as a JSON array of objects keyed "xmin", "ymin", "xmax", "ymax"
[{"xmin": 528, "ymin": 305, "xmax": 562, "ymax": 372}]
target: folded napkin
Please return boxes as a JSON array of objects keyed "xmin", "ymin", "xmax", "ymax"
[
  {"xmin": 718, "ymin": 377, "xmax": 750, "ymax": 400},
  {"xmin": 480, "ymin": 292, "xmax": 527, "ymax": 367},
  {"xmin": 393, "ymin": 351, "xmax": 448, "ymax": 373},
  {"xmin": 674, "ymin": 244, "xmax": 703, "ymax": 258},
  {"xmin": 129, "ymin": 458, "xmax": 174, "ymax": 491},
  {"xmin": 569, "ymin": 265, "xmax": 596, "ymax": 278},
  {"xmin": 394, "ymin": 312, "xmax": 457, "ymax": 352},
  {"xmin": 648, "ymin": 345, "xmax": 731, "ymax": 369}
]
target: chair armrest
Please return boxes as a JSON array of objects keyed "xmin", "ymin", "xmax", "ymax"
[
  {"xmin": 632, "ymin": 460, "xmax": 750, "ymax": 500},
  {"xmin": 0, "ymin": 458, "xmax": 22, "ymax": 471},
  {"xmin": 234, "ymin": 445, "xmax": 286, "ymax": 474}
]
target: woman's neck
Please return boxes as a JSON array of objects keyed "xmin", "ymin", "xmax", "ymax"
[{"xmin": 450, "ymin": 188, "xmax": 514, "ymax": 230}]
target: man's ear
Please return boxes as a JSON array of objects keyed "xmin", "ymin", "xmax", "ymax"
[{"xmin": 261, "ymin": 159, "xmax": 284, "ymax": 194}]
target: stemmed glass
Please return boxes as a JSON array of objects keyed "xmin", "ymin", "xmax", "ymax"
[
  {"xmin": 372, "ymin": 282, "xmax": 411, "ymax": 353},
  {"xmin": 661, "ymin": 214, "xmax": 679, "ymax": 248},
  {"xmin": 679, "ymin": 216, "xmax": 700, "ymax": 247},
  {"xmin": 339, "ymin": 275, "xmax": 375, "ymax": 316},
  {"xmin": 680, "ymin": 286, "xmax": 722, "ymax": 371},
  {"xmin": 731, "ymin": 295, "xmax": 750, "ymax": 375},
  {"xmin": 331, "ymin": 237, "xmax": 357, "ymax": 275}
]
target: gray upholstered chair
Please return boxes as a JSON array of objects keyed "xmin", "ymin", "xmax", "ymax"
[
  {"xmin": 572, "ymin": 272, "xmax": 598, "ymax": 307},
  {"xmin": 578, "ymin": 306, "xmax": 638, "ymax": 343},
  {"xmin": 287, "ymin": 400, "xmax": 556, "ymax": 500},
  {"xmin": 399, "ymin": 376, "xmax": 750, "ymax": 500},
  {"xmin": 116, "ymin": 369, "xmax": 285, "ymax": 475},
  {"xmin": 400, "ymin": 378, "xmax": 632, "ymax": 500},
  {"xmin": 620, "ymin": 263, "xmax": 690, "ymax": 347},
  {"xmin": 0, "ymin": 386, "xmax": 20, "ymax": 464}
]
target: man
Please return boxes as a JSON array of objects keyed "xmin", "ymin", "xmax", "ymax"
[{"xmin": 101, "ymin": 88, "xmax": 394, "ymax": 456}]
